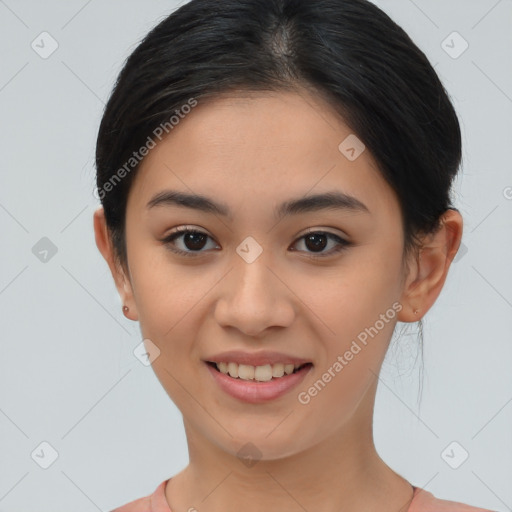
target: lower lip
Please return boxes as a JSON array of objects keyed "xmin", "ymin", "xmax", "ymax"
[{"xmin": 204, "ymin": 362, "xmax": 313, "ymax": 404}]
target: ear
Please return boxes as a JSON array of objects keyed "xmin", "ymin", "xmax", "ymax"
[
  {"xmin": 93, "ymin": 206, "xmax": 138, "ymax": 321},
  {"xmin": 397, "ymin": 208, "xmax": 463, "ymax": 323}
]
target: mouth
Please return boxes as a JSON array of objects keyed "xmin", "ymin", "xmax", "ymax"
[
  {"xmin": 205, "ymin": 361, "xmax": 313, "ymax": 379},
  {"xmin": 203, "ymin": 360, "xmax": 314, "ymax": 403}
]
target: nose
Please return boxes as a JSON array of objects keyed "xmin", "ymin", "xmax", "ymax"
[{"xmin": 213, "ymin": 253, "xmax": 295, "ymax": 337}]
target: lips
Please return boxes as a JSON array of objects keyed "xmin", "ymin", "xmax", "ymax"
[{"xmin": 204, "ymin": 359, "xmax": 313, "ymax": 403}]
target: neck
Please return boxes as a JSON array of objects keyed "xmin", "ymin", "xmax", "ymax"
[{"xmin": 167, "ymin": 378, "xmax": 414, "ymax": 512}]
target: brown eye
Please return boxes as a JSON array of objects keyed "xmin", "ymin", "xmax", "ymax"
[
  {"xmin": 161, "ymin": 227, "xmax": 218, "ymax": 257},
  {"xmin": 161, "ymin": 227, "xmax": 351, "ymax": 259},
  {"xmin": 291, "ymin": 231, "xmax": 351, "ymax": 258}
]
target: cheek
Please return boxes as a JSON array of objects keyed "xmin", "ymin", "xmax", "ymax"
[
  {"xmin": 296, "ymin": 309, "xmax": 397, "ymax": 433},
  {"xmin": 293, "ymin": 244, "xmax": 402, "ymax": 392},
  {"xmin": 128, "ymin": 238, "xmax": 209, "ymax": 324},
  {"xmin": 294, "ymin": 248, "xmax": 402, "ymax": 336},
  {"xmin": 129, "ymin": 255, "xmax": 212, "ymax": 400}
]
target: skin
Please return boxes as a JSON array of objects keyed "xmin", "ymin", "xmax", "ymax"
[{"xmin": 94, "ymin": 89, "xmax": 463, "ymax": 512}]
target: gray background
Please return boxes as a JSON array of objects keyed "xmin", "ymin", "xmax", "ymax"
[{"xmin": 0, "ymin": 0, "xmax": 511, "ymax": 511}]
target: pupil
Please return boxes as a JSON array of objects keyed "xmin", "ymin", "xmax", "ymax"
[
  {"xmin": 185, "ymin": 232, "xmax": 207, "ymax": 250},
  {"xmin": 305, "ymin": 233, "xmax": 327, "ymax": 252}
]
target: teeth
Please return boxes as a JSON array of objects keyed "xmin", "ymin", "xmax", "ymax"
[
  {"xmin": 214, "ymin": 362, "xmax": 304, "ymax": 381},
  {"xmin": 227, "ymin": 362, "xmax": 238, "ymax": 378}
]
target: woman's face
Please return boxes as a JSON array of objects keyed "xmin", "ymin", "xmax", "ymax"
[{"xmin": 108, "ymin": 90, "xmax": 414, "ymax": 460}]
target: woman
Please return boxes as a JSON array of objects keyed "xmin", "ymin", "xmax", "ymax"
[{"xmin": 93, "ymin": 0, "xmax": 496, "ymax": 510}]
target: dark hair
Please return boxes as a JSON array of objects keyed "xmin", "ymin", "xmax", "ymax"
[{"xmin": 95, "ymin": 0, "xmax": 463, "ymax": 403}]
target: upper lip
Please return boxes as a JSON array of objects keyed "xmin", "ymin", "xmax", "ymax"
[{"xmin": 204, "ymin": 350, "xmax": 312, "ymax": 367}]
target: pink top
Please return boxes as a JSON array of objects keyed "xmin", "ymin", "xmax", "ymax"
[{"xmin": 110, "ymin": 478, "xmax": 496, "ymax": 512}]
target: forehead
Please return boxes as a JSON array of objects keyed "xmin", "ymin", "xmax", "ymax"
[{"xmin": 128, "ymin": 89, "xmax": 400, "ymax": 222}]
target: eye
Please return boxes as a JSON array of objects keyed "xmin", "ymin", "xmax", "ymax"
[
  {"xmin": 290, "ymin": 229, "xmax": 351, "ymax": 258},
  {"xmin": 160, "ymin": 226, "xmax": 351, "ymax": 258},
  {"xmin": 161, "ymin": 226, "xmax": 219, "ymax": 257}
]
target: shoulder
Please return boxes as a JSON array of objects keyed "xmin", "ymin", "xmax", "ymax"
[
  {"xmin": 109, "ymin": 479, "xmax": 171, "ymax": 512},
  {"xmin": 409, "ymin": 486, "xmax": 496, "ymax": 512}
]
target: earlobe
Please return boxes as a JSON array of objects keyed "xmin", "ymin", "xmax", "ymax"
[
  {"xmin": 93, "ymin": 207, "xmax": 139, "ymax": 321},
  {"xmin": 397, "ymin": 209, "xmax": 463, "ymax": 323}
]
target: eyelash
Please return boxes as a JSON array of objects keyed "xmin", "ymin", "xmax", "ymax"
[{"xmin": 161, "ymin": 226, "xmax": 351, "ymax": 259}]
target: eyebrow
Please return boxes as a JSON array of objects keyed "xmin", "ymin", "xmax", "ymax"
[{"xmin": 146, "ymin": 189, "xmax": 370, "ymax": 220}]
